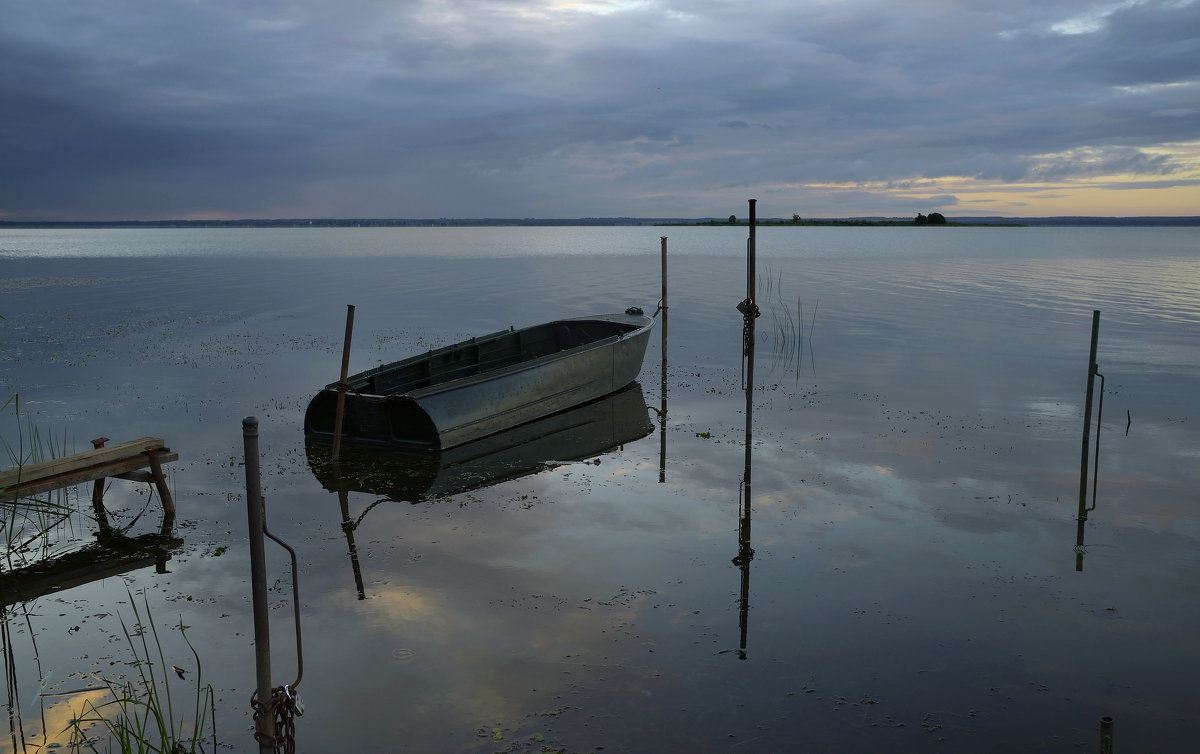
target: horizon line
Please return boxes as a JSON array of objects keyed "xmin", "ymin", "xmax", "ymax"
[{"xmin": 3, "ymin": 214, "xmax": 1200, "ymax": 228}]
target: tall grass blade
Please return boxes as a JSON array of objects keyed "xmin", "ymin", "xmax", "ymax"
[{"xmin": 67, "ymin": 592, "xmax": 215, "ymax": 753}]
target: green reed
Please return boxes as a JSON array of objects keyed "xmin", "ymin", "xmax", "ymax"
[
  {"xmin": 68, "ymin": 592, "xmax": 216, "ymax": 753},
  {"xmin": 1, "ymin": 394, "xmax": 79, "ymax": 563},
  {"xmin": 758, "ymin": 266, "xmax": 817, "ymax": 382}
]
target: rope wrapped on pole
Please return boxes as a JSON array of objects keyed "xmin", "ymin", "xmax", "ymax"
[
  {"xmin": 737, "ymin": 298, "xmax": 761, "ymax": 358},
  {"xmin": 738, "ymin": 198, "xmax": 760, "ymax": 384}
]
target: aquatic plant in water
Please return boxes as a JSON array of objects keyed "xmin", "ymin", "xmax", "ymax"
[
  {"xmin": 67, "ymin": 592, "xmax": 216, "ymax": 753},
  {"xmin": 758, "ymin": 266, "xmax": 817, "ymax": 383},
  {"xmin": 1, "ymin": 394, "xmax": 81, "ymax": 566}
]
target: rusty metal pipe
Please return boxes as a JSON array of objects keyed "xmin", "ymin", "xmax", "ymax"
[{"xmin": 243, "ymin": 417, "xmax": 275, "ymax": 753}]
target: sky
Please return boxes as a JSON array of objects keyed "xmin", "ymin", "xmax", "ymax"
[{"xmin": 2, "ymin": 0, "xmax": 1198, "ymax": 221}]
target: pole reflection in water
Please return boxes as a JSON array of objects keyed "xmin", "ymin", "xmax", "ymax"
[
  {"xmin": 308, "ymin": 384, "xmax": 654, "ymax": 598},
  {"xmin": 338, "ymin": 488, "xmax": 369, "ymax": 600},
  {"xmin": 733, "ymin": 477, "xmax": 755, "ymax": 659},
  {"xmin": 1075, "ymin": 516, "xmax": 1088, "ymax": 573}
]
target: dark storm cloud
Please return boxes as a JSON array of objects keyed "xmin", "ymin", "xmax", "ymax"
[
  {"xmin": 1, "ymin": 0, "xmax": 1197, "ymax": 219},
  {"xmin": 1064, "ymin": 0, "xmax": 1200, "ymax": 85}
]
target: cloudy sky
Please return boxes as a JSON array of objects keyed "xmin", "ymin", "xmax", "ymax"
[{"xmin": 2, "ymin": 0, "xmax": 1198, "ymax": 220}]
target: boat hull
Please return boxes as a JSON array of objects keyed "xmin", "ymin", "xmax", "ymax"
[
  {"xmin": 305, "ymin": 382, "xmax": 654, "ymax": 502},
  {"xmin": 304, "ymin": 312, "xmax": 653, "ymax": 450}
]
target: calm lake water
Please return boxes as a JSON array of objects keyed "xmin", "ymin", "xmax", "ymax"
[{"xmin": 1, "ymin": 226, "xmax": 1198, "ymax": 752}]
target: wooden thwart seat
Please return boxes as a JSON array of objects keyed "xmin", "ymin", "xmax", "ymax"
[{"xmin": 0, "ymin": 436, "xmax": 178, "ymax": 516}]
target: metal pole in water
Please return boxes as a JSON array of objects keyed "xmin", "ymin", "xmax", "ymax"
[
  {"xmin": 331, "ymin": 304, "xmax": 356, "ymax": 462},
  {"xmin": 660, "ymin": 235, "xmax": 668, "ymax": 317},
  {"xmin": 1099, "ymin": 715, "xmax": 1114, "ymax": 753},
  {"xmin": 659, "ymin": 236, "xmax": 668, "ymax": 484},
  {"xmin": 1077, "ymin": 310, "xmax": 1100, "ymax": 520},
  {"xmin": 746, "ymin": 200, "xmax": 757, "ymax": 302},
  {"xmin": 243, "ymin": 417, "xmax": 275, "ymax": 753},
  {"xmin": 745, "ymin": 199, "xmax": 757, "ymax": 482},
  {"xmin": 738, "ymin": 199, "xmax": 758, "ymax": 658}
]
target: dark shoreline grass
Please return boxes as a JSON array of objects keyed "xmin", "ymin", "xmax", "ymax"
[{"xmin": 662, "ymin": 219, "xmax": 1026, "ymax": 227}]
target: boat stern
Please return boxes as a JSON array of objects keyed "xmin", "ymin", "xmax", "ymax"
[{"xmin": 303, "ymin": 389, "xmax": 442, "ymax": 451}]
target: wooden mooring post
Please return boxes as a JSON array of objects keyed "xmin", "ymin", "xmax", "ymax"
[
  {"xmin": 1077, "ymin": 310, "xmax": 1102, "ymax": 522},
  {"xmin": 331, "ymin": 304, "xmax": 356, "ymax": 463}
]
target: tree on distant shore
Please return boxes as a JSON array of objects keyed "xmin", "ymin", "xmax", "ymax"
[
  {"xmin": 792, "ymin": 213, "xmax": 801, "ymax": 223},
  {"xmin": 929, "ymin": 212, "xmax": 947, "ymax": 224},
  {"xmin": 915, "ymin": 213, "xmax": 928, "ymax": 225},
  {"xmin": 729, "ymin": 215, "xmax": 737, "ymax": 223}
]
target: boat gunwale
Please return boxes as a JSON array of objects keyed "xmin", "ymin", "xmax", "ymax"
[{"xmin": 324, "ymin": 313, "xmax": 654, "ymax": 400}]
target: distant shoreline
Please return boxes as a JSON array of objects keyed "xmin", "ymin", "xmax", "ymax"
[
  {"xmin": 2, "ymin": 216, "xmax": 1198, "ymax": 229},
  {"xmin": 667, "ymin": 219, "xmax": 1021, "ymax": 227}
]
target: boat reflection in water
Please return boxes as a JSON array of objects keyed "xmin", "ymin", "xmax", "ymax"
[{"xmin": 306, "ymin": 383, "xmax": 654, "ymax": 598}]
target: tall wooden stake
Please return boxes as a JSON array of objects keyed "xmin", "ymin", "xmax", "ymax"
[
  {"xmin": 1077, "ymin": 310, "xmax": 1100, "ymax": 521},
  {"xmin": 331, "ymin": 305, "xmax": 356, "ymax": 462}
]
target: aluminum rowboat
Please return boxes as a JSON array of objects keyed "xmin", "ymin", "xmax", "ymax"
[
  {"xmin": 303, "ymin": 311, "xmax": 654, "ymax": 451},
  {"xmin": 305, "ymin": 382, "xmax": 653, "ymax": 501}
]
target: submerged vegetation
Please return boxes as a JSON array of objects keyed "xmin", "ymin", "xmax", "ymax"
[
  {"xmin": 3, "ymin": 345, "xmax": 201, "ymax": 752},
  {"xmin": 68, "ymin": 592, "xmax": 216, "ymax": 753},
  {"xmin": 758, "ymin": 266, "xmax": 817, "ymax": 382},
  {"xmin": 1, "ymin": 393, "xmax": 79, "ymax": 567}
]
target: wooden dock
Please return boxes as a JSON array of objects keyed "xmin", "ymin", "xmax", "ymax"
[{"xmin": 0, "ymin": 436, "xmax": 178, "ymax": 516}]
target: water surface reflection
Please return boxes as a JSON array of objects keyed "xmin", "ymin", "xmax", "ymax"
[
  {"xmin": 1, "ymin": 229, "xmax": 1198, "ymax": 751},
  {"xmin": 306, "ymin": 385, "xmax": 654, "ymax": 600}
]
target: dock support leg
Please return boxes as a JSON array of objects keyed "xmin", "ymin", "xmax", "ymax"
[
  {"xmin": 147, "ymin": 451, "xmax": 175, "ymax": 518},
  {"xmin": 89, "ymin": 437, "xmax": 113, "ymax": 536}
]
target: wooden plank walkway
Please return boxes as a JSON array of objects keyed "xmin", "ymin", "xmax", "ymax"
[{"xmin": 0, "ymin": 436, "xmax": 178, "ymax": 515}]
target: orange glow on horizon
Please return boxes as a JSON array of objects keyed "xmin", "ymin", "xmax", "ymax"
[{"xmin": 784, "ymin": 140, "xmax": 1200, "ymax": 217}]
